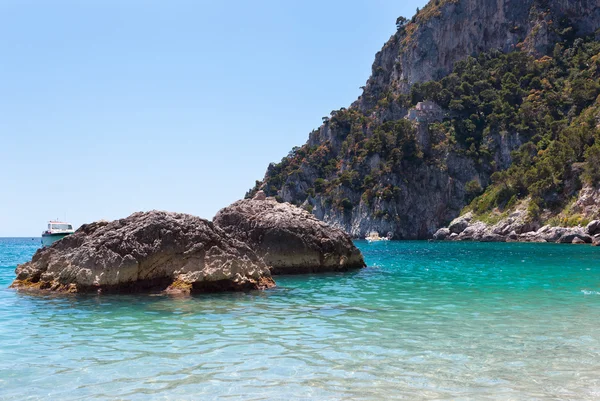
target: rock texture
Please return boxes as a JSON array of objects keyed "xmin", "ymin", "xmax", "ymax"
[
  {"xmin": 251, "ymin": 0, "xmax": 600, "ymax": 239},
  {"xmin": 433, "ymin": 209, "xmax": 594, "ymax": 244},
  {"xmin": 213, "ymin": 194, "xmax": 365, "ymax": 274},
  {"xmin": 359, "ymin": 0, "xmax": 599, "ymax": 109},
  {"xmin": 11, "ymin": 211, "xmax": 275, "ymax": 294},
  {"xmin": 432, "ymin": 186, "xmax": 600, "ymax": 244}
]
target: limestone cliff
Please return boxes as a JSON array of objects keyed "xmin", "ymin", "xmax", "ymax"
[
  {"xmin": 358, "ymin": 0, "xmax": 599, "ymax": 111},
  {"xmin": 250, "ymin": 0, "xmax": 600, "ymax": 239}
]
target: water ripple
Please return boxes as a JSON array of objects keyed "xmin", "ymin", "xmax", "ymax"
[{"xmin": 1, "ymin": 239, "xmax": 600, "ymax": 400}]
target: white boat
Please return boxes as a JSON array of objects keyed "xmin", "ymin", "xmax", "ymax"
[
  {"xmin": 41, "ymin": 221, "xmax": 74, "ymax": 247},
  {"xmin": 365, "ymin": 231, "xmax": 392, "ymax": 243}
]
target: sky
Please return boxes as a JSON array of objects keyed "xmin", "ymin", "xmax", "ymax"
[{"xmin": 1, "ymin": 0, "xmax": 428, "ymax": 237}]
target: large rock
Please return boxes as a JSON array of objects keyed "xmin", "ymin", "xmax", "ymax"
[
  {"xmin": 11, "ymin": 211, "xmax": 275, "ymax": 294},
  {"xmin": 213, "ymin": 198, "xmax": 365, "ymax": 274}
]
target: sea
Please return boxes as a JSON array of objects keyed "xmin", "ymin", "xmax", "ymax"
[{"xmin": 0, "ymin": 237, "xmax": 599, "ymax": 400}]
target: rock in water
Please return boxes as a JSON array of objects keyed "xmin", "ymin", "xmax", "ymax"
[
  {"xmin": 11, "ymin": 211, "xmax": 275, "ymax": 294},
  {"xmin": 213, "ymin": 198, "xmax": 365, "ymax": 274},
  {"xmin": 432, "ymin": 227, "xmax": 450, "ymax": 240}
]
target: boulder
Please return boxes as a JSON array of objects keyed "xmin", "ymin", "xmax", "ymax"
[
  {"xmin": 490, "ymin": 209, "xmax": 538, "ymax": 236},
  {"xmin": 572, "ymin": 237, "xmax": 586, "ymax": 244},
  {"xmin": 448, "ymin": 212, "xmax": 473, "ymax": 234},
  {"xmin": 433, "ymin": 227, "xmax": 450, "ymax": 240},
  {"xmin": 586, "ymin": 220, "xmax": 600, "ymax": 236},
  {"xmin": 213, "ymin": 198, "xmax": 365, "ymax": 274},
  {"xmin": 593, "ymin": 234, "xmax": 600, "ymax": 246},
  {"xmin": 558, "ymin": 229, "xmax": 592, "ymax": 244},
  {"xmin": 11, "ymin": 211, "xmax": 275, "ymax": 294},
  {"xmin": 481, "ymin": 233, "xmax": 507, "ymax": 242},
  {"xmin": 456, "ymin": 221, "xmax": 487, "ymax": 241},
  {"xmin": 539, "ymin": 226, "xmax": 568, "ymax": 243}
]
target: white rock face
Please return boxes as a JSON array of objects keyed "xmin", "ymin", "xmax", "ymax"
[{"xmin": 359, "ymin": 0, "xmax": 600, "ymax": 108}]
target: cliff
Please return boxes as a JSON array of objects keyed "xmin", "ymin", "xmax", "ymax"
[
  {"xmin": 358, "ymin": 0, "xmax": 599, "ymax": 111},
  {"xmin": 250, "ymin": 0, "xmax": 600, "ymax": 239}
]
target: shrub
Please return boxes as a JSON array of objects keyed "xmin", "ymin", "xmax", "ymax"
[{"xmin": 340, "ymin": 198, "xmax": 354, "ymax": 211}]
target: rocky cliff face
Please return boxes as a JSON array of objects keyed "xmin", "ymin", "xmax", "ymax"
[
  {"xmin": 251, "ymin": 0, "xmax": 600, "ymax": 239},
  {"xmin": 357, "ymin": 0, "xmax": 600, "ymax": 111}
]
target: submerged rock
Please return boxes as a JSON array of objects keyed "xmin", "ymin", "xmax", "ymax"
[
  {"xmin": 12, "ymin": 211, "xmax": 275, "ymax": 294},
  {"xmin": 213, "ymin": 198, "xmax": 365, "ymax": 274}
]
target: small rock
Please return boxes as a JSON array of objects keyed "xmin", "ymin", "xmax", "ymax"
[
  {"xmin": 481, "ymin": 233, "xmax": 506, "ymax": 242},
  {"xmin": 456, "ymin": 221, "xmax": 487, "ymax": 241},
  {"xmin": 449, "ymin": 212, "xmax": 473, "ymax": 234},
  {"xmin": 572, "ymin": 237, "xmax": 586, "ymax": 244},
  {"xmin": 433, "ymin": 228, "xmax": 450, "ymax": 240}
]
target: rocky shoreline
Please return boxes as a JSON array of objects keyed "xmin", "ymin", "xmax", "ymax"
[
  {"xmin": 12, "ymin": 192, "xmax": 365, "ymax": 295},
  {"xmin": 433, "ymin": 211, "xmax": 600, "ymax": 245}
]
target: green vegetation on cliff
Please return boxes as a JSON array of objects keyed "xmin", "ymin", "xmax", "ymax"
[
  {"xmin": 465, "ymin": 38, "xmax": 600, "ymax": 220},
  {"xmin": 252, "ymin": 33, "xmax": 600, "ymax": 221}
]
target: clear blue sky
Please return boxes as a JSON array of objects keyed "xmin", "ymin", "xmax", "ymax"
[{"xmin": 1, "ymin": 0, "xmax": 427, "ymax": 237}]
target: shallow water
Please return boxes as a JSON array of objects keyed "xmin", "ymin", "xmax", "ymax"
[{"xmin": 1, "ymin": 238, "xmax": 600, "ymax": 400}]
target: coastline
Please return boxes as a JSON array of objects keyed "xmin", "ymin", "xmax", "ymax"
[{"xmin": 433, "ymin": 210, "xmax": 600, "ymax": 245}]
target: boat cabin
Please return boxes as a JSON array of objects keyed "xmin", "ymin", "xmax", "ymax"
[{"xmin": 47, "ymin": 222, "xmax": 73, "ymax": 232}]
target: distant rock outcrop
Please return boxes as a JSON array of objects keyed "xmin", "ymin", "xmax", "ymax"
[
  {"xmin": 213, "ymin": 196, "xmax": 365, "ymax": 274},
  {"xmin": 11, "ymin": 211, "xmax": 275, "ymax": 294},
  {"xmin": 433, "ymin": 209, "xmax": 595, "ymax": 244}
]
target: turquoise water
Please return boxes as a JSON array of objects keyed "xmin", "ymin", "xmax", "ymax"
[{"xmin": 1, "ymin": 238, "xmax": 600, "ymax": 400}]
